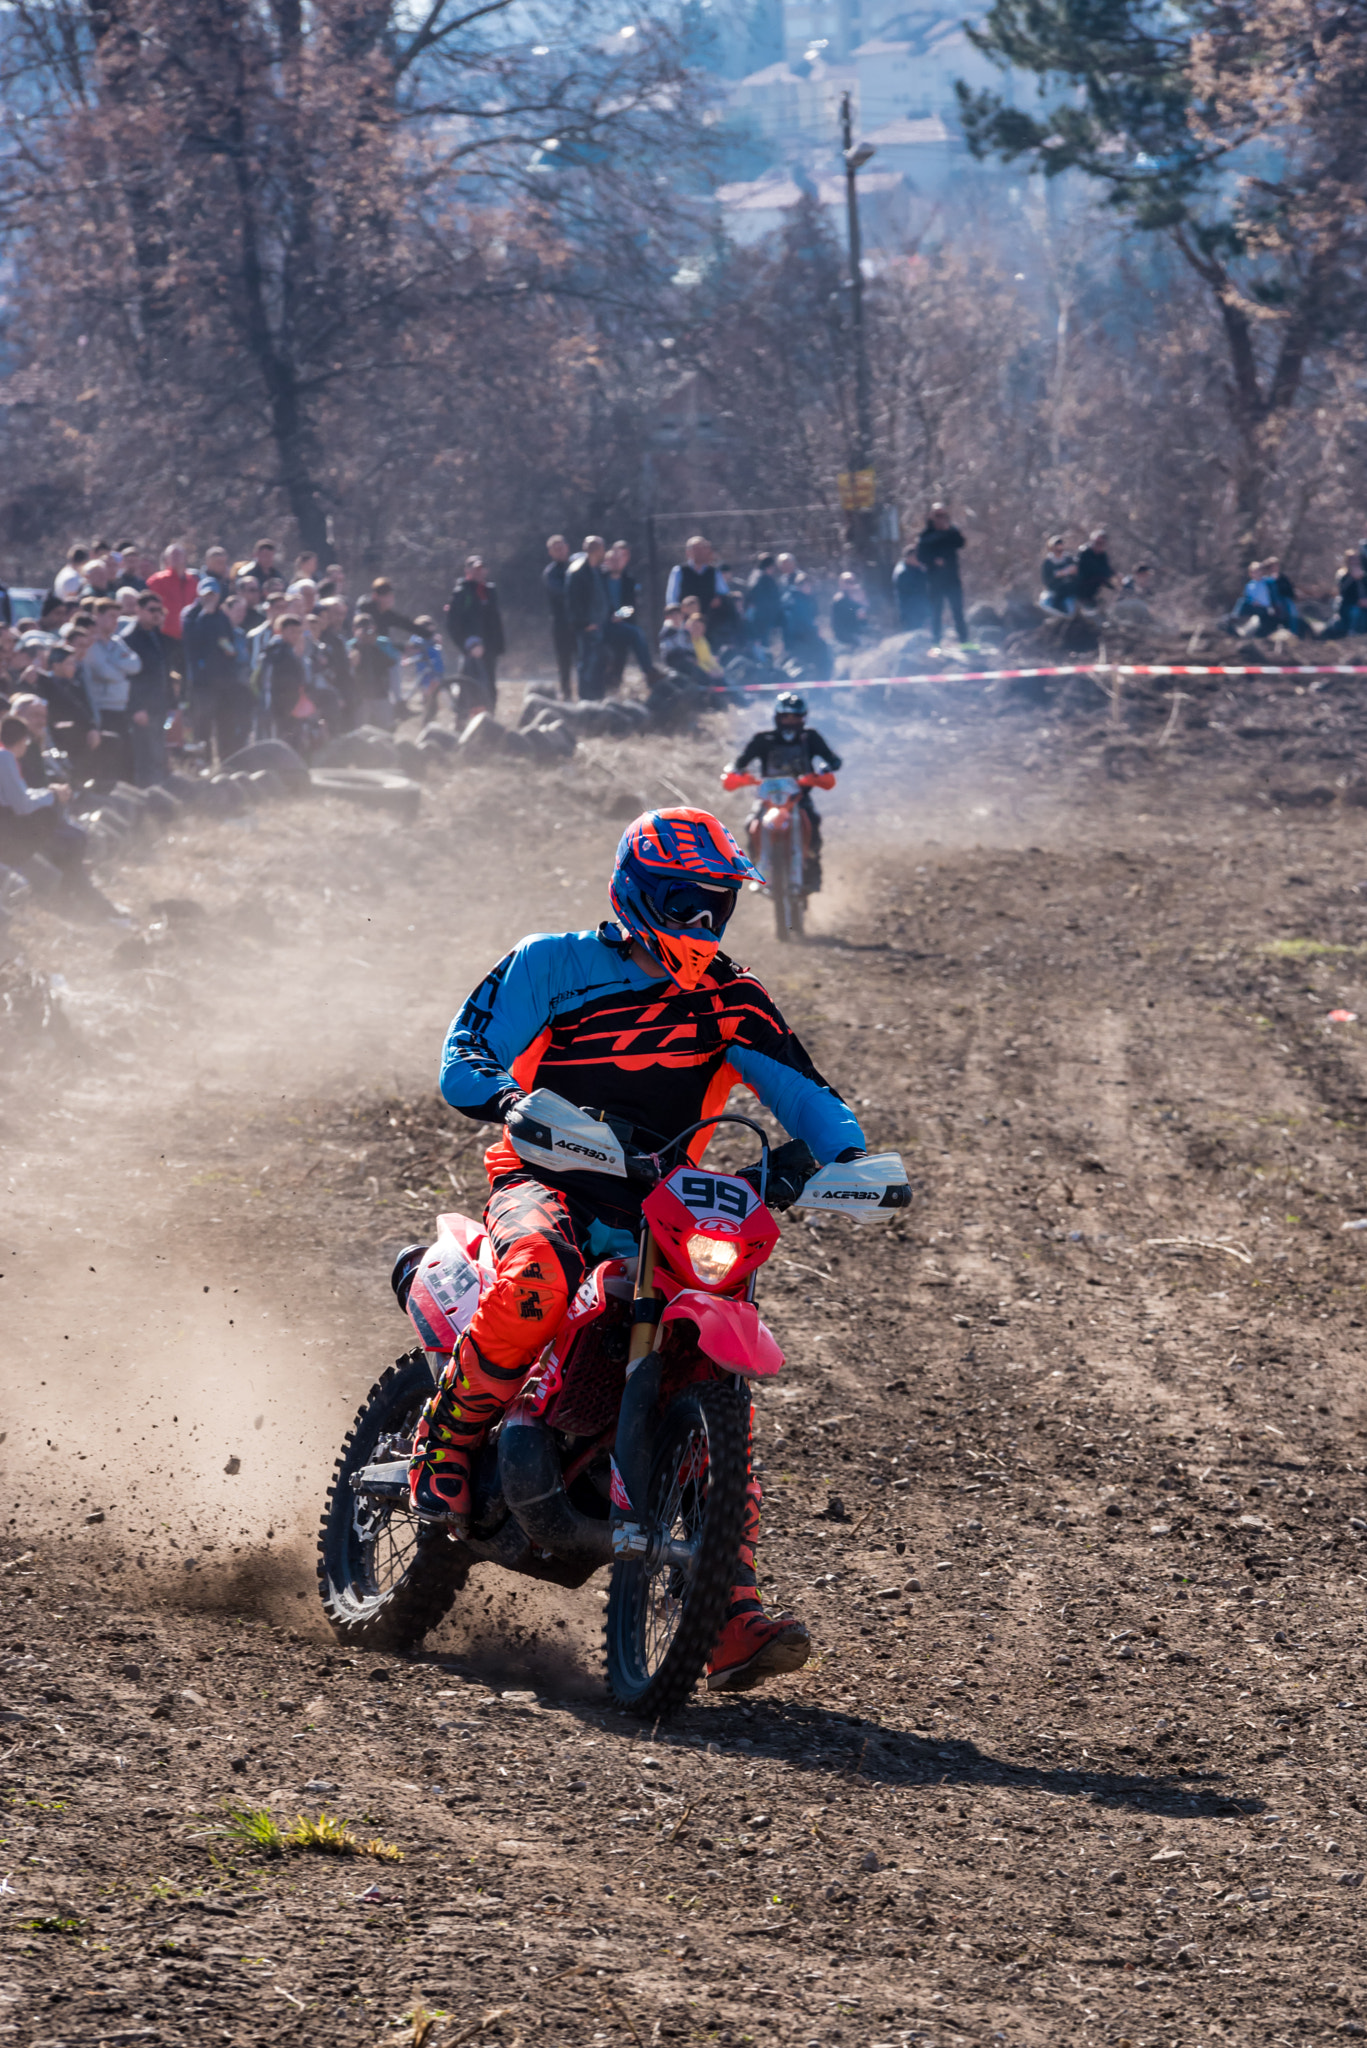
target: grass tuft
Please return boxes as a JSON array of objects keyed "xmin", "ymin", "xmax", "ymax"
[{"xmin": 216, "ymin": 1803, "xmax": 287, "ymax": 1858}]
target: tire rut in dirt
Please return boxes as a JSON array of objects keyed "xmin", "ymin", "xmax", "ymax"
[
  {"xmin": 317, "ymin": 1347, "xmax": 467, "ymax": 1651},
  {"xmin": 604, "ymin": 1379, "xmax": 749, "ymax": 1717}
]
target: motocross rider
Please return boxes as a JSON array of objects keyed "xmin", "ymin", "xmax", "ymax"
[
  {"xmin": 410, "ymin": 807, "xmax": 868, "ymax": 1692},
  {"xmin": 723, "ymin": 691, "xmax": 841, "ymax": 895}
]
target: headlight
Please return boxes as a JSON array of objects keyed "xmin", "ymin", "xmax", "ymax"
[{"xmin": 686, "ymin": 1232, "xmax": 740, "ymax": 1286}]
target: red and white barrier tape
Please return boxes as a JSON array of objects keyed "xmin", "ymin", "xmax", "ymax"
[{"xmin": 739, "ymin": 662, "xmax": 1367, "ymax": 691}]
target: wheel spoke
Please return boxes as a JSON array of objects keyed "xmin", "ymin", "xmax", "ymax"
[{"xmin": 638, "ymin": 1422, "xmax": 709, "ymax": 1678}]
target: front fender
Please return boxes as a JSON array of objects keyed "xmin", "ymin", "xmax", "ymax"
[{"xmin": 659, "ymin": 1290, "xmax": 785, "ymax": 1377}]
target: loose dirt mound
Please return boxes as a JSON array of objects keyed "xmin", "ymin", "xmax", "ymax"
[{"xmin": 6, "ymin": 700, "xmax": 1367, "ymax": 2044}]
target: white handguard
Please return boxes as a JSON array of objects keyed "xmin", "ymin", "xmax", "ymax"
[
  {"xmin": 790, "ymin": 1150, "xmax": 911, "ymax": 1221},
  {"xmin": 504, "ymin": 1088, "xmax": 629, "ymax": 1179}
]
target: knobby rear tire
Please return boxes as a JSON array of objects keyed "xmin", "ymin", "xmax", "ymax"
[
  {"xmin": 604, "ymin": 1381, "xmax": 749, "ymax": 1717},
  {"xmin": 317, "ymin": 1348, "xmax": 467, "ymax": 1652}
]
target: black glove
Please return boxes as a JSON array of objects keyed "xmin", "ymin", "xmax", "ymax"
[
  {"xmin": 836, "ymin": 1146, "xmax": 866, "ymax": 1163},
  {"xmin": 739, "ymin": 1136, "xmax": 818, "ymax": 1212},
  {"xmin": 497, "ymin": 1088, "xmax": 527, "ymax": 1123}
]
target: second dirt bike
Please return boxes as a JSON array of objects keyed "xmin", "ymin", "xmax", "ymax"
[
  {"xmin": 753, "ymin": 774, "xmax": 809, "ymax": 943},
  {"xmin": 316, "ymin": 1091, "xmax": 909, "ymax": 1715}
]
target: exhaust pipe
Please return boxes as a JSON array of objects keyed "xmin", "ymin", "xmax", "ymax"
[{"xmin": 497, "ymin": 1402, "xmax": 615, "ymax": 1568}]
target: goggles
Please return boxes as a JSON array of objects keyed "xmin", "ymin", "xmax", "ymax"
[{"xmin": 654, "ymin": 879, "xmax": 738, "ymax": 934}]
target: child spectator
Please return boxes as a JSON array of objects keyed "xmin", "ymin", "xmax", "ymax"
[{"xmin": 411, "ymin": 617, "xmax": 448, "ymax": 723}]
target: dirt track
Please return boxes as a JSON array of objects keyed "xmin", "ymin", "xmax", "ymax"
[{"xmin": 8, "ymin": 678, "xmax": 1367, "ymax": 2047}]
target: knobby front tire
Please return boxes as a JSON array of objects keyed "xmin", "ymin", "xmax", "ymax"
[{"xmin": 604, "ymin": 1381, "xmax": 749, "ymax": 1717}]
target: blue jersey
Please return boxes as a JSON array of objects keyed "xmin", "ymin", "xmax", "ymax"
[{"xmin": 440, "ymin": 923, "xmax": 864, "ymax": 1208}]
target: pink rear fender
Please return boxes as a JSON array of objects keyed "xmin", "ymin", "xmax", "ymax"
[{"xmin": 659, "ymin": 1291, "xmax": 785, "ymax": 1377}]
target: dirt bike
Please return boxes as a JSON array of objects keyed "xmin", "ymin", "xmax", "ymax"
[{"xmin": 317, "ymin": 1091, "xmax": 909, "ymax": 1716}]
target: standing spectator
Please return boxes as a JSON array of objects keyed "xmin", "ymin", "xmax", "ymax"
[
  {"xmin": 665, "ymin": 535, "xmax": 727, "ymax": 634},
  {"xmin": 113, "ymin": 540, "xmax": 144, "ymax": 590},
  {"xmin": 115, "ymin": 585, "xmax": 141, "ymax": 618},
  {"xmin": 36, "ymin": 642, "xmax": 101, "ymax": 781},
  {"xmin": 146, "ymin": 544, "xmax": 198, "ymax": 640},
  {"xmin": 324, "ymin": 563, "xmax": 348, "ymax": 599},
  {"xmin": 81, "ymin": 598, "xmax": 141, "ymax": 780},
  {"xmin": 831, "ymin": 571, "xmax": 869, "ymax": 650},
  {"xmin": 444, "ymin": 555, "xmax": 505, "ymax": 689},
  {"xmin": 1040, "ymin": 536, "xmax": 1079, "ymax": 616},
  {"xmin": 199, "ymin": 544, "xmax": 232, "ymax": 593},
  {"xmin": 893, "ymin": 545, "xmax": 929, "ymax": 632},
  {"xmin": 260, "ymin": 614, "xmax": 310, "ymax": 738},
  {"xmin": 82, "ymin": 553, "xmax": 115, "ymax": 600},
  {"xmin": 456, "ymin": 637, "xmax": 495, "ymax": 724},
  {"xmin": 364, "ymin": 578, "xmax": 416, "ymax": 645},
  {"xmin": 236, "ymin": 574, "xmax": 265, "ymax": 634},
  {"xmin": 1075, "ymin": 528, "xmax": 1115, "ymax": 611},
  {"xmin": 603, "ymin": 540, "xmax": 659, "ymax": 688},
  {"xmin": 566, "ymin": 536, "xmax": 611, "ymax": 703},
  {"xmin": 0, "ymin": 574, "xmax": 10, "ymax": 629},
  {"xmin": 316, "ymin": 599, "xmax": 357, "ymax": 722},
  {"xmin": 293, "ymin": 550, "xmax": 319, "ymax": 584},
  {"xmin": 775, "ymin": 551, "xmax": 799, "ymax": 587},
  {"xmin": 745, "ymin": 555, "xmax": 784, "ymax": 647},
  {"xmin": 543, "ymin": 534, "xmax": 574, "ymax": 700},
  {"xmin": 119, "ymin": 591, "xmax": 175, "ymax": 786},
  {"xmin": 184, "ymin": 582, "xmax": 252, "ymax": 762},
  {"xmin": 348, "ymin": 612, "xmax": 399, "ymax": 708},
  {"xmin": 247, "ymin": 537, "xmax": 279, "ymax": 587},
  {"xmin": 916, "ymin": 502, "xmax": 968, "ymax": 644}
]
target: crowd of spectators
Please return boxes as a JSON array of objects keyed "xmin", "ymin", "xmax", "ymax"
[{"xmin": 0, "ymin": 533, "xmax": 521, "ymax": 909}]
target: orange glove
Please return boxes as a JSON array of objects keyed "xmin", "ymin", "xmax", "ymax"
[
  {"xmin": 798, "ymin": 771, "xmax": 836, "ymax": 790},
  {"xmin": 721, "ymin": 770, "xmax": 758, "ymax": 791}
]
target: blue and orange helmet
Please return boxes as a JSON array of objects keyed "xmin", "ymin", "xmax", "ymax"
[{"xmin": 611, "ymin": 808, "xmax": 762, "ymax": 990}]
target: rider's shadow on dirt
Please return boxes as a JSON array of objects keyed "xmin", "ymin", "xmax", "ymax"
[{"xmin": 691, "ymin": 1700, "xmax": 1264, "ymax": 1820}]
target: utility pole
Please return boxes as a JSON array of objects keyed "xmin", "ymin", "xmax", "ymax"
[{"xmin": 839, "ymin": 90, "xmax": 877, "ymax": 563}]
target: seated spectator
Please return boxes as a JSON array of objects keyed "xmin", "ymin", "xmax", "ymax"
[
  {"xmin": 684, "ymin": 605, "xmax": 723, "ymax": 682},
  {"xmin": 1228, "ymin": 561, "xmax": 1276, "ymax": 637},
  {"xmin": 1323, "ymin": 550, "xmax": 1367, "ymax": 640},
  {"xmin": 831, "ymin": 571, "xmax": 869, "ymax": 649},
  {"xmin": 7, "ymin": 695, "xmax": 55, "ymax": 785},
  {"xmin": 118, "ymin": 591, "xmax": 175, "ymax": 786},
  {"xmin": 1111, "ymin": 563, "xmax": 1156, "ymax": 625},
  {"xmin": 1076, "ymin": 528, "xmax": 1115, "ymax": 611},
  {"xmin": 746, "ymin": 555, "xmax": 784, "ymax": 647},
  {"xmin": 893, "ymin": 546, "xmax": 929, "ymax": 632},
  {"xmin": 659, "ymin": 605, "xmax": 695, "ymax": 670},
  {"xmin": 780, "ymin": 573, "xmax": 831, "ymax": 680},
  {"xmin": 0, "ymin": 713, "xmax": 87, "ymax": 883},
  {"xmin": 1040, "ymin": 537, "xmax": 1079, "ymax": 616},
  {"xmin": 1264, "ymin": 556, "xmax": 1309, "ymax": 638}
]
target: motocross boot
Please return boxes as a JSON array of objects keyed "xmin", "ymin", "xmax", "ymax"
[
  {"xmin": 706, "ymin": 1472, "xmax": 811, "ymax": 1691},
  {"xmin": 408, "ymin": 1333, "xmax": 506, "ymax": 1534}
]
